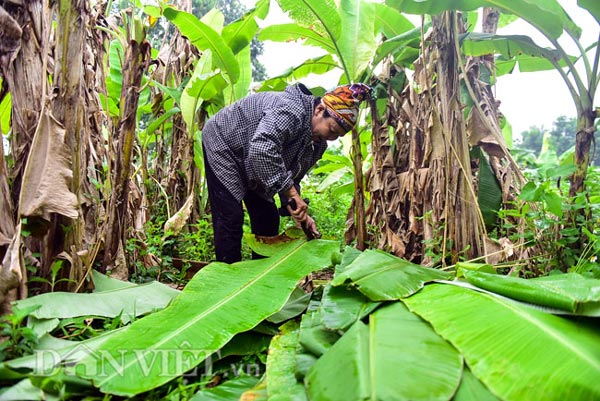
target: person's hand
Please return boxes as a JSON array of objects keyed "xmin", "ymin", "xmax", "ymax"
[
  {"xmin": 285, "ymin": 186, "xmax": 308, "ymax": 222},
  {"xmin": 304, "ymin": 215, "xmax": 321, "ymax": 238},
  {"xmin": 287, "ymin": 195, "xmax": 308, "ymax": 222}
]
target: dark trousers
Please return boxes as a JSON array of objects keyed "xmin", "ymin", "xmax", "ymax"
[{"xmin": 204, "ymin": 155, "xmax": 280, "ymax": 263}]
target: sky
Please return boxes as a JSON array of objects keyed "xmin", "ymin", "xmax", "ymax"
[{"xmin": 242, "ymin": 0, "xmax": 599, "ymax": 136}]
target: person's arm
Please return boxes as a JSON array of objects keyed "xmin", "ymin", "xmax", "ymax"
[{"xmin": 248, "ymin": 108, "xmax": 299, "ymax": 198}]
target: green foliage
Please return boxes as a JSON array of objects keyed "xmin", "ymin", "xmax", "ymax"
[
  {"xmin": 495, "ymin": 156, "xmax": 600, "ymax": 273},
  {"xmin": 291, "ymin": 182, "xmax": 351, "ymax": 241},
  {"xmin": 0, "ymin": 307, "xmax": 38, "ymax": 362},
  {"xmin": 128, "ymin": 217, "xmax": 216, "ymax": 284}
]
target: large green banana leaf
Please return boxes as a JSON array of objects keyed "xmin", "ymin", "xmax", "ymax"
[
  {"xmin": 337, "ymin": 0, "xmax": 377, "ymax": 80},
  {"xmin": 472, "ymin": 147, "xmax": 502, "ymax": 228},
  {"xmin": 91, "ymin": 270, "xmax": 136, "ymax": 291},
  {"xmin": 453, "ymin": 368, "xmax": 500, "ymax": 401},
  {"xmin": 258, "ymin": 23, "xmax": 336, "ymax": 54},
  {"xmin": 258, "ymin": 54, "xmax": 339, "ymax": 92},
  {"xmin": 373, "ymin": 3, "xmax": 414, "ymax": 38},
  {"xmin": 228, "ymin": 45, "xmax": 252, "ymax": 103},
  {"xmin": 331, "ymin": 249, "xmax": 451, "ymax": 300},
  {"xmin": 222, "ymin": 0, "xmax": 269, "ymax": 54},
  {"xmin": 463, "ymin": 271, "xmax": 600, "ymax": 316},
  {"xmin": 14, "ymin": 280, "xmax": 179, "ymax": 324},
  {"xmin": 164, "ymin": 8, "xmax": 240, "ymax": 84},
  {"xmin": 306, "ymin": 302, "xmax": 462, "ymax": 401},
  {"xmin": 240, "ymin": 377, "xmax": 268, "ymax": 400},
  {"xmin": 277, "ymin": 0, "xmax": 341, "ymax": 40},
  {"xmin": 298, "ymin": 309, "xmax": 340, "ymax": 357},
  {"xmin": 181, "ymin": 51, "xmax": 228, "ymax": 128},
  {"xmin": 266, "ymin": 321, "xmax": 307, "ymax": 401},
  {"xmin": 403, "ymin": 284, "xmax": 600, "ymax": 401},
  {"xmin": 318, "ymin": 246, "xmax": 379, "ymax": 330},
  {"xmin": 75, "ymin": 239, "xmax": 338, "ymax": 396},
  {"xmin": 267, "ymin": 285, "xmax": 311, "ymax": 324},
  {"xmin": 273, "ymin": 0, "xmax": 378, "ymax": 81},
  {"xmin": 385, "ymin": 0, "xmax": 579, "ymax": 40},
  {"xmin": 579, "ymin": 0, "xmax": 600, "ymax": 24},
  {"xmin": 319, "ymin": 284, "xmax": 379, "ymax": 330},
  {"xmin": 461, "ymin": 33, "xmax": 573, "ymax": 73}
]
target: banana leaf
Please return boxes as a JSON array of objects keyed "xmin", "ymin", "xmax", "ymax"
[
  {"xmin": 277, "ymin": 0, "xmax": 341, "ymax": 40},
  {"xmin": 375, "ymin": 24, "xmax": 425, "ymax": 66},
  {"xmin": 306, "ymin": 302, "xmax": 462, "ymax": 401},
  {"xmin": 0, "ymin": 378, "xmax": 60, "ymax": 401},
  {"xmin": 164, "ymin": 8, "xmax": 240, "ymax": 84},
  {"xmin": 91, "ymin": 270, "xmax": 136, "ymax": 292},
  {"xmin": 319, "ymin": 246, "xmax": 379, "ymax": 330},
  {"xmin": 0, "ymin": 90, "xmax": 11, "ymax": 134},
  {"xmin": 453, "ymin": 367, "xmax": 500, "ymax": 401},
  {"xmin": 266, "ymin": 321, "xmax": 307, "ymax": 401},
  {"xmin": 319, "ymin": 284, "xmax": 379, "ymax": 330},
  {"xmin": 218, "ymin": 332, "xmax": 272, "ymax": 360},
  {"xmin": 461, "ymin": 33, "xmax": 574, "ymax": 73},
  {"xmin": 331, "ymin": 249, "xmax": 451, "ymax": 301},
  {"xmin": 190, "ymin": 376, "xmax": 260, "ymax": 401},
  {"xmin": 373, "ymin": 3, "xmax": 414, "ymax": 38},
  {"xmin": 222, "ymin": 0, "xmax": 269, "ymax": 54},
  {"xmin": 298, "ymin": 310, "xmax": 340, "ymax": 357},
  {"xmin": 463, "ymin": 271, "xmax": 600, "ymax": 316},
  {"xmin": 258, "ymin": 24, "xmax": 336, "ymax": 54},
  {"xmin": 267, "ymin": 286, "xmax": 311, "ymax": 324},
  {"xmin": 579, "ymin": 0, "xmax": 600, "ymax": 24},
  {"xmin": 337, "ymin": 0, "xmax": 378, "ymax": 80},
  {"xmin": 75, "ymin": 239, "xmax": 338, "ymax": 396},
  {"xmin": 14, "ymin": 281, "xmax": 179, "ymax": 324},
  {"xmin": 385, "ymin": 0, "xmax": 579, "ymax": 40},
  {"xmin": 473, "ymin": 147, "xmax": 502, "ymax": 229},
  {"xmin": 26, "ymin": 317, "xmax": 60, "ymax": 338},
  {"xmin": 258, "ymin": 54, "xmax": 339, "ymax": 93},
  {"xmin": 240, "ymin": 377, "xmax": 268, "ymax": 401},
  {"xmin": 229, "ymin": 45, "xmax": 252, "ymax": 103},
  {"xmin": 403, "ymin": 284, "xmax": 600, "ymax": 401}
]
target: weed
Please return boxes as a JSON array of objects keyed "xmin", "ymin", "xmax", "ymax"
[{"xmin": 0, "ymin": 306, "xmax": 38, "ymax": 361}]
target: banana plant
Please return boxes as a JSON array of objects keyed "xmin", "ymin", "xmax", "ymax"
[
  {"xmin": 162, "ymin": 1, "xmax": 268, "ymax": 217},
  {"xmin": 387, "ymin": 0, "xmax": 600, "ymax": 241}
]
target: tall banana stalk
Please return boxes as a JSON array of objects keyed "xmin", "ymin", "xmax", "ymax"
[
  {"xmin": 391, "ymin": 0, "xmax": 600, "ymax": 256},
  {"xmin": 103, "ymin": 21, "xmax": 151, "ymax": 273}
]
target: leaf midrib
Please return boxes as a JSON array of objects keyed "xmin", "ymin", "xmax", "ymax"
[{"xmin": 98, "ymin": 241, "xmax": 306, "ymax": 385}]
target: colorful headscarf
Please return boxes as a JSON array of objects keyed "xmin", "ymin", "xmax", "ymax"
[{"xmin": 321, "ymin": 83, "xmax": 372, "ymax": 132}]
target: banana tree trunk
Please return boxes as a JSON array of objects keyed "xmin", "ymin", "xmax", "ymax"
[
  {"xmin": 0, "ymin": 1, "xmax": 46, "ymax": 210},
  {"xmin": 366, "ymin": 12, "xmax": 486, "ymax": 264},
  {"xmin": 347, "ymin": 126, "xmax": 367, "ymax": 250},
  {"xmin": 569, "ymin": 115, "xmax": 596, "ymax": 198},
  {"xmin": 0, "ymin": 122, "xmax": 18, "ymax": 312},
  {"xmin": 0, "ymin": 0, "xmax": 48, "ymax": 297},
  {"xmin": 44, "ymin": 0, "xmax": 87, "ymax": 291},
  {"xmin": 163, "ymin": 0, "xmax": 195, "ymax": 217},
  {"xmin": 103, "ymin": 38, "xmax": 150, "ymax": 273},
  {"xmin": 432, "ymin": 12, "xmax": 485, "ymax": 264}
]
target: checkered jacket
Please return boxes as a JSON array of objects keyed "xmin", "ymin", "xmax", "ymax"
[{"xmin": 202, "ymin": 84, "xmax": 327, "ymax": 201}]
